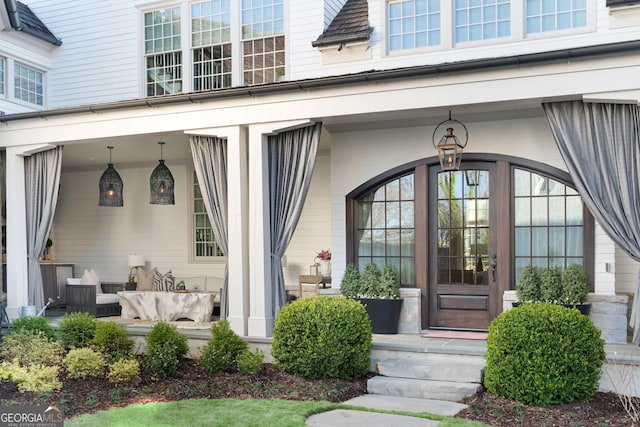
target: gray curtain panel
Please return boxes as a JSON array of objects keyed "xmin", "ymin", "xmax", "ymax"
[
  {"xmin": 269, "ymin": 122, "xmax": 322, "ymax": 312},
  {"xmin": 0, "ymin": 150, "xmax": 4, "ymax": 297},
  {"xmin": 190, "ymin": 135, "xmax": 229, "ymax": 319},
  {"xmin": 25, "ymin": 146, "xmax": 63, "ymax": 311},
  {"xmin": 542, "ymin": 101, "xmax": 640, "ymax": 342}
]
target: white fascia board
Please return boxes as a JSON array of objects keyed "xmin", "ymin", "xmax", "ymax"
[
  {"xmin": 583, "ymin": 90, "xmax": 640, "ymax": 104},
  {"xmin": 1, "ymin": 55, "xmax": 639, "ymax": 146}
]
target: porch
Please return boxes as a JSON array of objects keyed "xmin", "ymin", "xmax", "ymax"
[{"xmin": 42, "ymin": 310, "xmax": 640, "ymax": 399}]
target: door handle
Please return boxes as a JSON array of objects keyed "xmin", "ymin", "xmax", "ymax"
[{"xmin": 490, "ymin": 255, "xmax": 497, "ymax": 282}]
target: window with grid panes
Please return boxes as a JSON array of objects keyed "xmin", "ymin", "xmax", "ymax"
[
  {"xmin": 14, "ymin": 63, "xmax": 43, "ymax": 106},
  {"xmin": 514, "ymin": 168, "xmax": 584, "ymax": 283},
  {"xmin": 525, "ymin": 0, "xmax": 587, "ymax": 34},
  {"xmin": 388, "ymin": 0, "xmax": 441, "ymax": 51},
  {"xmin": 241, "ymin": 0, "xmax": 285, "ymax": 85},
  {"xmin": 193, "ymin": 171, "xmax": 224, "ymax": 258},
  {"xmin": 144, "ymin": 8, "xmax": 182, "ymax": 96},
  {"xmin": 387, "ymin": 0, "xmax": 591, "ymax": 52},
  {"xmin": 192, "ymin": 0, "xmax": 232, "ymax": 91},
  {"xmin": 454, "ymin": 0, "xmax": 511, "ymax": 42},
  {"xmin": 357, "ymin": 174, "xmax": 415, "ymax": 286}
]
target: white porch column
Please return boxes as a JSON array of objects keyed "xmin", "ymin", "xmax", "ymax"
[
  {"xmin": 224, "ymin": 126, "xmax": 249, "ymax": 336},
  {"xmin": 247, "ymin": 125, "xmax": 273, "ymax": 337},
  {"xmin": 5, "ymin": 146, "xmax": 29, "ymax": 319}
]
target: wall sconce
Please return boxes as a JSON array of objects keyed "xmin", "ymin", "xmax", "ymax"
[
  {"xmin": 98, "ymin": 146, "xmax": 124, "ymax": 207},
  {"xmin": 150, "ymin": 141, "xmax": 175, "ymax": 205},
  {"xmin": 432, "ymin": 111, "xmax": 468, "ymax": 171}
]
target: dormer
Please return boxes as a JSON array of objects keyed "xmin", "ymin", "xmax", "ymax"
[
  {"xmin": 0, "ymin": 0, "xmax": 61, "ymax": 46},
  {"xmin": 312, "ymin": 0, "xmax": 373, "ymax": 64}
]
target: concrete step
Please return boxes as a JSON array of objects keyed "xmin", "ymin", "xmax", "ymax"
[
  {"xmin": 376, "ymin": 356, "xmax": 484, "ymax": 383},
  {"xmin": 367, "ymin": 376, "xmax": 482, "ymax": 402}
]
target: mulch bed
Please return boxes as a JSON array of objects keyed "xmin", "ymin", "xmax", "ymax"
[
  {"xmin": 457, "ymin": 390, "xmax": 635, "ymax": 426},
  {"xmin": 0, "ymin": 358, "xmax": 636, "ymax": 425},
  {"xmin": 0, "ymin": 360, "xmax": 369, "ymax": 418}
]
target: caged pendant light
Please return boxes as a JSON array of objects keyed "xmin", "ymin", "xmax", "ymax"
[
  {"xmin": 150, "ymin": 141, "xmax": 175, "ymax": 205},
  {"xmin": 98, "ymin": 146, "xmax": 124, "ymax": 207}
]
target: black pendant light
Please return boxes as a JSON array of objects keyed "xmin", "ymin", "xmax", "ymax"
[
  {"xmin": 98, "ymin": 146, "xmax": 124, "ymax": 207},
  {"xmin": 150, "ymin": 141, "xmax": 175, "ymax": 205}
]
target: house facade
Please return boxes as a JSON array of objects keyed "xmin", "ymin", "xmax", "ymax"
[{"xmin": 0, "ymin": 0, "xmax": 639, "ymax": 339}]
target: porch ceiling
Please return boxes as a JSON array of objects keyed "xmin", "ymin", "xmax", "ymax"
[{"xmin": 60, "ymin": 98, "xmax": 547, "ymax": 170}]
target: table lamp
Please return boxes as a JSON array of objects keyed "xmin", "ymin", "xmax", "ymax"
[{"xmin": 127, "ymin": 254, "xmax": 145, "ymax": 284}]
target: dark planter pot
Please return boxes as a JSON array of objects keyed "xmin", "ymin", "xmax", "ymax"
[
  {"xmin": 563, "ymin": 303, "xmax": 592, "ymax": 315},
  {"xmin": 357, "ymin": 298, "xmax": 403, "ymax": 334},
  {"xmin": 512, "ymin": 301, "xmax": 522, "ymax": 308}
]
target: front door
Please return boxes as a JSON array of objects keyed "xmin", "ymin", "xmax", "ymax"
[{"xmin": 428, "ymin": 163, "xmax": 507, "ymax": 330}]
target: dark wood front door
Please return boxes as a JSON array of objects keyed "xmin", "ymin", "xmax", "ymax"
[{"xmin": 428, "ymin": 163, "xmax": 507, "ymax": 330}]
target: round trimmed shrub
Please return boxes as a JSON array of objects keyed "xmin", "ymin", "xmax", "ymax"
[
  {"xmin": 142, "ymin": 322, "xmax": 189, "ymax": 378},
  {"xmin": 0, "ymin": 330, "xmax": 64, "ymax": 367},
  {"xmin": 91, "ymin": 321, "xmax": 135, "ymax": 364},
  {"xmin": 58, "ymin": 312, "xmax": 98, "ymax": 349},
  {"xmin": 199, "ymin": 320, "xmax": 248, "ymax": 373},
  {"xmin": 540, "ymin": 266, "xmax": 563, "ymax": 303},
  {"xmin": 485, "ymin": 303, "xmax": 605, "ymax": 406},
  {"xmin": 272, "ymin": 296, "xmax": 372, "ymax": 380},
  {"xmin": 64, "ymin": 348, "xmax": 106, "ymax": 379},
  {"xmin": 108, "ymin": 358, "xmax": 140, "ymax": 383},
  {"xmin": 517, "ymin": 265, "xmax": 541, "ymax": 303}
]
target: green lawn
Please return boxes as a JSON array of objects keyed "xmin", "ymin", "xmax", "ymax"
[{"xmin": 65, "ymin": 398, "xmax": 487, "ymax": 427}]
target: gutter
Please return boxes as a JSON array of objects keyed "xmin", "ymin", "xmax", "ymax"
[
  {"xmin": 1, "ymin": 39, "xmax": 639, "ymax": 123},
  {"xmin": 311, "ymin": 27, "xmax": 374, "ymax": 48}
]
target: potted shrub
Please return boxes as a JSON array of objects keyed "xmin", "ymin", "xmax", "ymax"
[
  {"xmin": 341, "ymin": 262, "xmax": 403, "ymax": 334},
  {"xmin": 540, "ymin": 266, "xmax": 563, "ymax": 303},
  {"xmin": 562, "ymin": 264, "xmax": 591, "ymax": 315},
  {"xmin": 515, "ymin": 265, "xmax": 542, "ymax": 306},
  {"xmin": 339, "ymin": 263, "xmax": 362, "ymax": 298}
]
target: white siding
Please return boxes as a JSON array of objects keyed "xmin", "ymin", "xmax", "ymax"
[
  {"xmin": 285, "ymin": 153, "xmax": 332, "ymax": 286},
  {"xmin": 294, "ymin": 0, "xmax": 640, "ymax": 79},
  {"xmin": 52, "ymin": 162, "xmax": 226, "ymax": 282},
  {"xmin": 616, "ymin": 246, "xmax": 640, "ymax": 295},
  {"xmin": 25, "ymin": 0, "xmax": 139, "ymax": 107}
]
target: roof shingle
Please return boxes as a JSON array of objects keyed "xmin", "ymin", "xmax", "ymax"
[{"xmin": 312, "ymin": 0, "xmax": 372, "ymax": 48}]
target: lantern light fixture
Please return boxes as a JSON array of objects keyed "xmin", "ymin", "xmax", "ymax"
[
  {"xmin": 98, "ymin": 146, "xmax": 124, "ymax": 207},
  {"xmin": 432, "ymin": 111, "xmax": 469, "ymax": 171},
  {"xmin": 150, "ymin": 141, "xmax": 175, "ymax": 205}
]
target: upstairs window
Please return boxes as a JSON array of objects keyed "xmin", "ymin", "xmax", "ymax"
[
  {"xmin": 144, "ymin": 8, "xmax": 182, "ymax": 96},
  {"xmin": 454, "ymin": 0, "xmax": 511, "ymax": 42},
  {"xmin": 192, "ymin": 0, "xmax": 232, "ymax": 91},
  {"xmin": 143, "ymin": 1, "xmax": 286, "ymax": 97},
  {"xmin": 14, "ymin": 63, "xmax": 43, "ymax": 106},
  {"xmin": 387, "ymin": 0, "xmax": 591, "ymax": 53},
  {"xmin": 388, "ymin": 0, "xmax": 441, "ymax": 51},
  {"xmin": 241, "ymin": 0, "xmax": 285, "ymax": 85},
  {"xmin": 526, "ymin": 0, "xmax": 587, "ymax": 34}
]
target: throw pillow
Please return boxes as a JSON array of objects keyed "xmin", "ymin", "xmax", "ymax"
[
  {"xmin": 153, "ymin": 270, "xmax": 175, "ymax": 292},
  {"xmin": 80, "ymin": 269, "xmax": 102, "ymax": 294},
  {"xmin": 136, "ymin": 267, "xmax": 157, "ymax": 291}
]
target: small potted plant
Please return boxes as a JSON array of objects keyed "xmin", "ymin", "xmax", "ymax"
[
  {"xmin": 341, "ymin": 262, "xmax": 402, "ymax": 334},
  {"xmin": 562, "ymin": 264, "xmax": 591, "ymax": 315},
  {"xmin": 515, "ymin": 265, "xmax": 542, "ymax": 306},
  {"xmin": 540, "ymin": 266, "xmax": 563, "ymax": 303}
]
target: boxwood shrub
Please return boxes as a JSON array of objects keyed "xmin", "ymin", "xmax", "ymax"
[
  {"xmin": 271, "ymin": 296, "xmax": 372, "ymax": 380},
  {"xmin": 58, "ymin": 312, "xmax": 98, "ymax": 349},
  {"xmin": 485, "ymin": 303, "xmax": 605, "ymax": 406}
]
